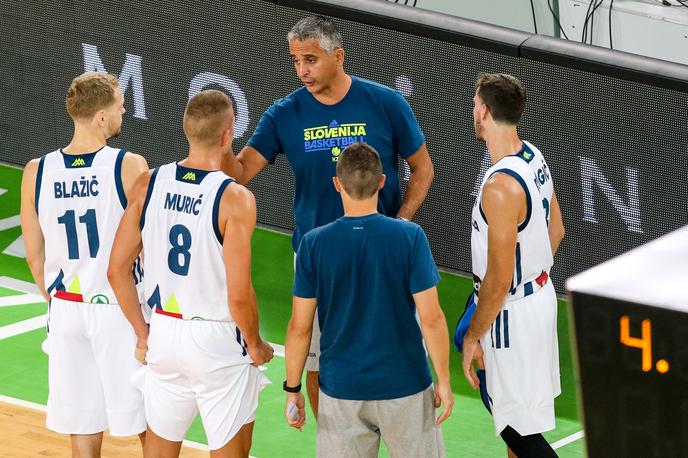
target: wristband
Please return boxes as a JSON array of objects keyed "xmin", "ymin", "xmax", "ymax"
[{"xmin": 283, "ymin": 381, "xmax": 302, "ymax": 393}]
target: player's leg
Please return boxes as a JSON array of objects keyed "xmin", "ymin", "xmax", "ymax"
[
  {"xmin": 377, "ymin": 385, "xmax": 445, "ymax": 458},
  {"xmin": 143, "ymin": 314, "xmax": 198, "ymax": 457},
  {"xmin": 194, "ymin": 322, "xmax": 267, "ymax": 456},
  {"xmin": 91, "ymin": 304, "xmax": 146, "ymax": 441},
  {"xmin": 483, "ymin": 290, "xmax": 559, "ymax": 443},
  {"xmin": 317, "ymin": 390, "xmax": 380, "ymax": 458},
  {"xmin": 70, "ymin": 432, "xmax": 103, "ymax": 458},
  {"xmin": 500, "ymin": 426, "xmax": 557, "ymax": 457},
  {"xmin": 209, "ymin": 422, "xmax": 254, "ymax": 458},
  {"xmin": 143, "ymin": 427, "xmax": 183, "ymax": 458},
  {"xmin": 305, "ymin": 314, "xmax": 321, "ymax": 418},
  {"xmin": 46, "ymin": 299, "xmax": 108, "ymax": 455}
]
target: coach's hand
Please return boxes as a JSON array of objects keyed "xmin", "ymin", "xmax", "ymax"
[
  {"xmin": 248, "ymin": 338, "xmax": 274, "ymax": 366},
  {"xmin": 462, "ymin": 332, "xmax": 484, "ymax": 389},
  {"xmin": 285, "ymin": 392, "xmax": 306, "ymax": 431},
  {"xmin": 434, "ymin": 380, "xmax": 454, "ymax": 425}
]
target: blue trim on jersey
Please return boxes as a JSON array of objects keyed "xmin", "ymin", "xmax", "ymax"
[
  {"xmin": 490, "ymin": 168, "xmax": 532, "ymax": 232},
  {"xmin": 495, "ymin": 313, "xmax": 502, "ymax": 349},
  {"xmin": 524, "ymin": 282, "xmax": 534, "ymax": 297},
  {"xmin": 46, "ymin": 269, "xmax": 66, "ymax": 294},
  {"xmin": 60, "ymin": 147, "xmax": 103, "ymax": 168},
  {"xmin": 212, "ymin": 178, "xmax": 235, "ymax": 244},
  {"xmin": 175, "ymin": 163, "xmax": 214, "ymax": 184},
  {"xmin": 477, "ymin": 369, "xmax": 492, "ymax": 414},
  {"xmin": 516, "ymin": 243, "xmax": 522, "ymax": 285},
  {"xmin": 140, "ymin": 168, "xmax": 159, "ymax": 230},
  {"xmin": 34, "ymin": 155, "xmax": 46, "ymax": 214},
  {"xmin": 114, "ymin": 149, "xmax": 127, "ymax": 209},
  {"xmin": 503, "ymin": 310, "xmax": 510, "ymax": 348},
  {"xmin": 478, "ymin": 202, "xmax": 488, "ymax": 224}
]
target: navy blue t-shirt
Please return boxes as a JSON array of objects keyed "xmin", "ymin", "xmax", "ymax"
[
  {"xmin": 293, "ymin": 213, "xmax": 441, "ymax": 400},
  {"xmin": 247, "ymin": 76, "xmax": 425, "ymax": 251}
]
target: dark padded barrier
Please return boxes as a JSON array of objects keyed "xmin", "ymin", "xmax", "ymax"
[{"xmin": 1, "ymin": 0, "xmax": 686, "ymax": 291}]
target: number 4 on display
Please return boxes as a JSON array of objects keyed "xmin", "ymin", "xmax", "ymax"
[{"xmin": 620, "ymin": 316, "xmax": 669, "ymax": 374}]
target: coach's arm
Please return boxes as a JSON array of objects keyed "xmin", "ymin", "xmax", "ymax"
[
  {"xmin": 220, "ymin": 146, "xmax": 269, "ymax": 185},
  {"xmin": 397, "ymin": 143, "xmax": 434, "ymax": 221}
]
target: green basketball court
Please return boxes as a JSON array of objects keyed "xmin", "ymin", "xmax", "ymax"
[{"xmin": 0, "ymin": 162, "xmax": 584, "ymax": 456}]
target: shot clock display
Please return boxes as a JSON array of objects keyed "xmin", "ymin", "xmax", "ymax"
[
  {"xmin": 567, "ymin": 226, "xmax": 688, "ymax": 457},
  {"xmin": 570, "ymin": 293, "xmax": 688, "ymax": 456}
]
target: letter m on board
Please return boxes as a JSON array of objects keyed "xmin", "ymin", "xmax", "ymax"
[{"xmin": 82, "ymin": 43, "xmax": 147, "ymax": 120}]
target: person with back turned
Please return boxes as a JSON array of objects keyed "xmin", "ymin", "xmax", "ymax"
[
  {"xmin": 108, "ymin": 89, "xmax": 274, "ymax": 457},
  {"xmin": 283, "ymin": 142, "xmax": 452, "ymax": 458},
  {"xmin": 460, "ymin": 73, "xmax": 565, "ymax": 457},
  {"xmin": 20, "ymin": 71, "xmax": 148, "ymax": 457}
]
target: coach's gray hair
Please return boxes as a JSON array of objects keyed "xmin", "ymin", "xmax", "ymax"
[{"xmin": 287, "ymin": 16, "xmax": 343, "ymax": 55}]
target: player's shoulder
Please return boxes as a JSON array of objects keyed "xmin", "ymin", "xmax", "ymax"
[
  {"xmin": 121, "ymin": 151, "xmax": 149, "ymax": 170},
  {"xmin": 220, "ymin": 178, "xmax": 255, "ymax": 208},
  {"xmin": 484, "ymin": 171, "xmax": 526, "ymax": 201},
  {"xmin": 24, "ymin": 157, "xmax": 43, "ymax": 173}
]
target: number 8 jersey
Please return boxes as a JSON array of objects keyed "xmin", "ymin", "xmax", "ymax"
[
  {"xmin": 471, "ymin": 140, "xmax": 554, "ymax": 301},
  {"xmin": 141, "ymin": 163, "xmax": 234, "ymax": 322},
  {"xmin": 37, "ymin": 146, "xmax": 139, "ymax": 304}
]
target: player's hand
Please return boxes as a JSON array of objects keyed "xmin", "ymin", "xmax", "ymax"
[
  {"xmin": 135, "ymin": 336, "xmax": 148, "ymax": 365},
  {"xmin": 248, "ymin": 338, "xmax": 274, "ymax": 367},
  {"xmin": 433, "ymin": 380, "xmax": 454, "ymax": 425},
  {"xmin": 462, "ymin": 332, "xmax": 483, "ymax": 389},
  {"xmin": 285, "ymin": 392, "xmax": 306, "ymax": 431}
]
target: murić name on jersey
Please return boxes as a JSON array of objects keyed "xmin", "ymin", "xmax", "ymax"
[
  {"xmin": 164, "ymin": 192, "xmax": 203, "ymax": 215},
  {"xmin": 54, "ymin": 176, "xmax": 99, "ymax": 198}
]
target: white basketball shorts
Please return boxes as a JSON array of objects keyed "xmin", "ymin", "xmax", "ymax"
[
  {"xmin": 144, "ymin": 312, "xmax": 269, "ymax": 450},
  {"xmin": 480, "ymin": 281, "xmax": 561, "ymax": 436},
  {"xmin": 46, "ymin": 297, "xmax": 146, "ymax": 436}
]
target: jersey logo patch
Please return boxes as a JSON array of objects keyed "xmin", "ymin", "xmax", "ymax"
[
  {"xmin": 71, "ymin": 158, "xmax": 86, "ymax": 167},
  {"xmin": 90, "ymin": 294, "xmax": 110, "ymax": 304},
  {"xmin": 182, "ymin": 172, "xmax": 196, "ymax": 181}
]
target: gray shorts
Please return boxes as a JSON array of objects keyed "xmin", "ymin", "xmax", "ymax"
[{"xmin": 317, "ymin": 386, "xmax": 445, "ymax": 458}]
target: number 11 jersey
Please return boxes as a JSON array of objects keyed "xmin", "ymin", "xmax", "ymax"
[
  {"xmin": 37, "ymin": 146, "xmax": 136, "ymax": 304},
  {"xmin": 141, "ymin": 163, "xmax": 234, "ymax": 322}
]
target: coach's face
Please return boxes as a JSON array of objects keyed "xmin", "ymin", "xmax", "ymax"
[
  {"xmin": 104, "ymin": 88, "xmax": 125, "ymax": 139},
  {"xmin": 473, "ymin": 92, "xmax": 487, "ymax": 142},
  {"xmin": 290, "ymin": 39, "xmax": 343, "ymax": 95}
]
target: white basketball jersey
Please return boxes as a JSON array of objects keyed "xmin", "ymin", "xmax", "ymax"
[
  {"xmin": 471, "ymin": 141, "xmax": 554, "ymax": 301},
  {"xmin": 141, "ymin": 163, "xmax": 235, "ymax": 322},
  {"xmin": 37, "ymin": 146, "xmax": 142, "ymax": 304}
]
